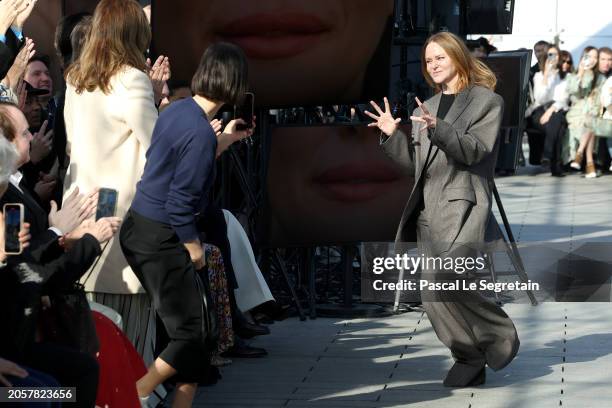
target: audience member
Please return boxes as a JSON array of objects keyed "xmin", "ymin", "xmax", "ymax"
[
  {"xmin": 539, "ymin": 49, "xmax": 573, "ymax": 176},
  {"xmin": 529, "ymin": 40, "xmax": 551, "ymax": 85},
  {"xmin": 0, "ymin": 103, "xmax": 121, "ymax": 408},
  {"xmin": 528, "ymin": 45, "xmax": 561, "ymax": 169},
  {"xmin": 120, "ymin": 42, "xmax": 251, "ymax": 407},
  {"xmin": 567, "ymin": 47, "xmax": 606, "ymax": 177},
  {"xmin": 63, "ymin": 0, "xmax": 160, "ymax": 300}
]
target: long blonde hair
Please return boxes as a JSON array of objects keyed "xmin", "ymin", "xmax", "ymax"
[
  {"xmin": 65, "ymin": 0, "xmax": 151, "ymax": 94},
  {"xmin": 421, "ymin": 32, "xmax": 497, "ymax": 93}
]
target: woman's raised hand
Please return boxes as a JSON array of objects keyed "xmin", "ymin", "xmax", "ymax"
[
  {"xmin": 364, "ymin": 97, "xmax": 401, "ymax": 137},
  {"xmin": 410, "ymin": 97, "xmax": 436, "ymax": 133}
]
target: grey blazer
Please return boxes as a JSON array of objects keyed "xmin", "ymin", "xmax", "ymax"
[{"xmin": 381, "ymin": 85, "xmax": 504, "ymax": 255}]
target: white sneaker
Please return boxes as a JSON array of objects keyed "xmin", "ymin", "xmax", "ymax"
[
  {"xmin": 585, "ymin": 171, "xmax": 598, "ymax": 179},
  {"xmin": 140, "ymin": 395, "xmax": 150, "ymax": 408},
  {"xmin": 570, "ymin": 161, "xmax": 581, "ymax": 170}
]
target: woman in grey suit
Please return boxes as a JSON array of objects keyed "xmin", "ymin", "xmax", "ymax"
[{"xmin": 365, "ymin": 32, "xmax": 519, "ymax": 387}]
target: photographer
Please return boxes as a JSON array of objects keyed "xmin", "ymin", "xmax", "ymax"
[{"xmin": 120, "ymin": 42, "xmax": 252, "ymax": 407}]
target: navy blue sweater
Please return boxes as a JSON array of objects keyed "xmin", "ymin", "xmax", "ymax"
[{"xmin": 131, "ymin": 98, "xmax": 217, "ymax": 242}]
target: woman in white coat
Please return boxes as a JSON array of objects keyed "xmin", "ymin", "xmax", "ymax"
[{"xmin": 63, "ymin": 0, "xmax": 167, "ymax": 343}]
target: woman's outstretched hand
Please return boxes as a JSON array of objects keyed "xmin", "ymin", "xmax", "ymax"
[
  {"xmin": 364, "ymin": 97, "xmax": 401, "ymax": 137},
  {"xmin": 410, "ymin": 97, "xmax": 436, "ymax": 133}
]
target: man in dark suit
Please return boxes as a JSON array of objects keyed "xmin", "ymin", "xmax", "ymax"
[
  {"xmin": 0, "ymin": 99, "xmax": 122, "ymax": 407},
  {"xmin": 529, "ymin": 40, "xmax": 550, "ymax": 86},
  {"xmin": 0, "ymin": 100, "xmax": 118, "ymax": 273}
]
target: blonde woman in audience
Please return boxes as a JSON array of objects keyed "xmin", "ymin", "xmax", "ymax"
[{"xmin": 566, "ymin": 47, "xmax": 606, "ymax": 177}]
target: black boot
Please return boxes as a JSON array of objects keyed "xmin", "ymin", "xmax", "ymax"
[{"xmin": 443, "ymin": 362, "xmax": 486, "ymax": 387}]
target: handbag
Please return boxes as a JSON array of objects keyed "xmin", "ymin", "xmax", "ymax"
[
  {"xmin": 38, "ymin": 242, "xmax": 111, "ymax": 356},
  {"xmin": 593, "ymin": 106, "xmax": 612, "ymax": 138},
  {"xmin": 39, "ymin": 283, "xmax": 100, "ymax": 356},
  {"xmin": 193, "ymin": 265, "xmax": 220, "ymax": 351}
]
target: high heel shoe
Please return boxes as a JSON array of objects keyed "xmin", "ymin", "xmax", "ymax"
[{"xmin": 443, "ymin": 362, "xmax": 486, "ymax": 387}]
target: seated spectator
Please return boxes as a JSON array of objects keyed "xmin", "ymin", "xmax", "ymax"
[
  {"xmin": 529, "ymin": 40, "xmax": 551, "ymax": 85},
  {"xmin": 0, "ymin": 155, "xmax": 58, "ymax": 405},
  {"xmin": 567, "ymin": 46, "xmax": 607, "ymax": 178},
  {"xmin": 526, "ymin": 44, "xmax": 560, "ymax": 165},
  {"xmin": 534, "ymin": 46, "xmax": 570, "ymax": 176},
  {"xmin": 0, "ymin": 107, "xmax": 121, "ymax": 407}
]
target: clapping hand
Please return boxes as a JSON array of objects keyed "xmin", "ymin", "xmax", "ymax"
[
  {"xmin": 364, "ymin": 97, "xmax": 401, "ymax": 137},
  {"xmin": 16, "ymin": 78, "xmax": 27, "ymax": 111},
  {"xmin": 5, "ymin": 37, "xmax": 35, "ymax": 90},
  {"xmin": 147, "ymin": 55, "xmax": 171, "ymax": 105},
  {"xmin": 0, "ymin": 0, "xmax": 27, "ymax": 34},
  {"xmin": 65, "ymin": 217, "xmax": 121, "ymax": 248},
  {"xmin": 13, "ymin": 0, "xmax": 37, "ymax": 30},
  {"xmin": 48, "ymin": 187, "xmax": 98, "ymax": 235}
]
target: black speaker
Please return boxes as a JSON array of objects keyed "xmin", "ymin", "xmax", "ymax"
[{"xmin": 464, "ymin": 0, "xmax": 515, "ymax": 35}]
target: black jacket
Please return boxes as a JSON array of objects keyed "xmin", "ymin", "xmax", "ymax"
[{"xmin": 0, "ymin": 181, "xmax": 102, "ymax": 360}]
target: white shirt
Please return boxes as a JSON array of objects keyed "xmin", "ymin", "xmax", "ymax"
[
  {"xmin": 9, "ymin": 171, "xmax": 23, "ymax": 192},
  {"xmin": 533, "ymin": 71, "xmax": 561, "ymax": 109},
  {"xmin": 552, "ymin": 77, "xmax": 570, "ymax": 112}
]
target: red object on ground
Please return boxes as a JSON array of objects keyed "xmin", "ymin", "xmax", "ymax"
[{"xmin": 93, "ymin": 311, "xmax": 147, "ymax": 408}]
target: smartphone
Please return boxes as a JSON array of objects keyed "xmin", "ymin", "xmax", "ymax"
[
  {"xmin": 45, "ymin": 103, "xmax": 56, "ymax": 130},
  {"xmin": 234, "ymin": 92, "xmax": 254, "ymax": 131},
  {"xmin": 3, "ymin": 203, "xmax": 24, "ymax": 255},
  {"xmin": 96, "ymin": 188, "xmax": 118, "ymax": 221}
]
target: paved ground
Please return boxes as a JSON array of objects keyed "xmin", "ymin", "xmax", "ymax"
[{"xmin": 191, "ymin": 168, "xmax": 612, "ymax": 408}]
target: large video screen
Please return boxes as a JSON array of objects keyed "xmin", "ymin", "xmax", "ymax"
[
  {"xmin": 262, "ymin": 124, "xmax": 414, "ymax": 246},
  {"xmin": 151, "ymin": 0, "xmax": 395, "ymax": 107}
]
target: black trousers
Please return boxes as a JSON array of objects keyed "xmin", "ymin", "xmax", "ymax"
[
  {"xmin": 21, "ymin": 342, "xmax": 99, "ymax": 408},
  {"xmin": 120, "ymin": 210, "xmax": 212, "ymax": 383},
  {"xmin": 543, "ymin": 110, "xmax": 567, "ymax": 172},
  {"xmin": 526, "ymin": 106, "xmax": 549, "ymax": 165}
]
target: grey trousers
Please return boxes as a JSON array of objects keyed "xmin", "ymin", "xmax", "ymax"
[{"xmin": 417, "ymin": 217, "xmax": 520, "ymax": 370}]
